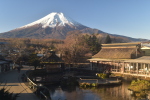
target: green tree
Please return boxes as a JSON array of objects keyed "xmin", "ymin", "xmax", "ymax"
[
  {"xmin": 28, "ymin": 53, "xmax": 40, "ymax": 70},
  {"xmin": 82, "ymin": 34, "xmax": 101, "ymax": 54},
  {"xmin": 105, "ymin": 35, "xmax": 112, "ymax": 44}
]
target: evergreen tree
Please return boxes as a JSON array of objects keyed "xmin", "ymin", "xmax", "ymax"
[
  {"xmin": 82, "ymin": 34, "xmax": 101, "ymax": 54},
  {"xmin": 105, "ymin": 35, "xmax": 112, "ymax": 44},
  {"xmin": 28, "ymin": 53, "xmax": 40, "ymax": 70}
]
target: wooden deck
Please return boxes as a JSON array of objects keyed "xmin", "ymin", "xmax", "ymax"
[
  {"xmin": 78, "ymin": 78, "xmax": 121, "ymax": 85},
  {"xmin": 112, "ymin": 71, "xmax": 150, "ymax": 78}
]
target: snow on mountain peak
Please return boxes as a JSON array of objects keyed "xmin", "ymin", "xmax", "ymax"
[{"xmin": 21, "ymin": 12, "xmax": 80, "ymax": 28}]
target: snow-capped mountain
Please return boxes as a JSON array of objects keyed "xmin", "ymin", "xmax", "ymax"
[
  {"xmin": 20, "ymin": 12, "xmax": 81, "ymax": 28},
  {"xmin": 0, "ymin": 12, "xmax": 106, "ymax": 39},
  {"xmin": 0, "ymin": 12, "xmax": 147, "ymax": 42}
]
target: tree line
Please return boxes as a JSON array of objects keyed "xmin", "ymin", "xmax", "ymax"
[{"xmin": 0, "ymin": 31, "xmax": 112, "ymax": 66}]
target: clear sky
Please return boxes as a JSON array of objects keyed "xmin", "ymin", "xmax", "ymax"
[{"xmin": 0, "ymin": 0, "xmax": 150, "ymax": 39}]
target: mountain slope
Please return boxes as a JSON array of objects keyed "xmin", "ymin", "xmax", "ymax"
[
  {"xmin": 0, "ymin": 12, "xmax": 148, "ymax": 42},
  {"xmin": 0, "ymin": 12, "xmax": 106, "ymax": 39}
]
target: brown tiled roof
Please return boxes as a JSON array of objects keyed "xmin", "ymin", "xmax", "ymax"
[{"xmin": 92, "ymin": 46, "xmax": 138, "ymax": 59}]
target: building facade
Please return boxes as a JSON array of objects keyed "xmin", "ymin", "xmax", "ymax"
[
  {"xmin": 89, "ymin": 42, "xmax": 150, "ymax": 77},
  {"xmin": 0, "ymin": 55, "xmax": 13, "ymax": 73}
]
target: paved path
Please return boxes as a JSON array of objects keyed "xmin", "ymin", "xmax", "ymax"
[{"xmin": 0, "ymin": 66, "xmax": 40, "ymax": 100}]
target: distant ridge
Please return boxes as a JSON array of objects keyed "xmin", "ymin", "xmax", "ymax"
[{"xmin": 0, "ymin": 12, "xmax": 149, "ymax": 42}]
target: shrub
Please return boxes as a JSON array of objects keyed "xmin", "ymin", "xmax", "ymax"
[
  {"xmin": 80, "ymin": 83, "xmax": 98, "ymax": 88},
  {"xmin": 0, "ymin": 87, "xmax": 19, "ymax": 100},
  {"xmin": 128, "ymin": 79, "xmax": 150, "ymax": 99},
  {"xmin": 97, "ymin": 73, "xmax": 108, "ymax": 79},
  {"xmin": 128, "ymin": 79, "xmax": 150, "ymax": 92}
]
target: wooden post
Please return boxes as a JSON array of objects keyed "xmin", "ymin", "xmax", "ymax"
[
  {"xmin": 90, "ymin": 62, "xmax": 93, "ymax": 70},
  {"xmin": 148, "ymin": 64, "xmax": 150, "ymax": 75},
  {"xmin": 97, "ymin": 61, "xmax": 99, "ymax": 71},
  {"xmin": 129, "ymin": 63, "xmax": 131, "ymax": 73},
  {"xmin": 136, "ymin": 63, "xmax": 138, "ymax": 75},
  {"xmin": 144, "ymin": 63, "xmax": 146, "ymax": 75},
  {"xmin": 111, "ymin": 61, "xmax": 113, "ymax": 72},
  {"xmin": 134, "ymin": 63, "xmax": 136, "ymax": 74},
  {"xmin": 122, "ymin": 62, "xmax": 124, "ymax": 73}
]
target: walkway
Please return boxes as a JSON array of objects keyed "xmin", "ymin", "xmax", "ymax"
[{"xmin": 0, "ymin": 65, "xmax": 40, "ymax": 100}]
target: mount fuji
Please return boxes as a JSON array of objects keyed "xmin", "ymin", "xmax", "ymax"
[
  {"xmin": 21, "ymin": 12, "xmax": 82, "ymax": 28},
  {"xmin": 0, "ymin": 12, "xmax": 106, "ymax": 39},
  {"xmin": 0, "ymin": 12, "xmax": 148, "ymax": 42}
]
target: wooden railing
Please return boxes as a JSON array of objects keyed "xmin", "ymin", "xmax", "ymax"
[{"xmin": 24, "ymin": 73, "xmax": 51, "ymax": 100}]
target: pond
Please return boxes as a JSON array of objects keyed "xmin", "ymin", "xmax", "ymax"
[
  {"xmin": 29, "ymin": 70, "xmax": 150, "ymax": 100},
  {"xmin": 46, "ymin": 81, "xmax": 134, "ymax": 100}
]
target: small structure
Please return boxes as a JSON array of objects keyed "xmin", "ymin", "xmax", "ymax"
[
  {"xmin": 141, "ymin": 42, "xmax": 150, "ymax": 56},
  {"xmin": 33, "ymin": 51, "xmax": 64, "ymax": 84},
  {"xmin": 0, "ymin": 55, "xmax": 13, "ymax": 73},
  {"xmin": 40, "ymin": 50, "xmax": 64, "ymax": 73},
  {"xmin": 88, "ymin": 42, "xmax": 150, "ymax": 78}
]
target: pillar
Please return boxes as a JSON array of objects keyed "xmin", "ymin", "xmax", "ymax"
[
  {"xmin": 144, "ymin": 63, "xmax": 146, "ymax": 75},
  {"xmin": 136, "ymin": 63, "xmax": 138, "ymax": 74},
  {"xmin": 90, "ymin": 62, "xmax": 93, "ymax": 70},
  {"xmin": 129, "ymin": 62, "xmax": 131, "ymax": 73},
  {"xmin": 122, "ymin": 62, "xmax": 125, "ymax": 73},
  {"xmin": 148, "ymin": 64, "xmax": 150, "ymax": 75}
]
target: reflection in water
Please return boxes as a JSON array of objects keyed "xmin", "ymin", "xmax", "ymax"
[
  {"xmin": 50, "ymin": 87, "xmax": 100, "ymax": 100},
  {"xmin": 94, "ymin": 82, "xmax": 132, "ymax": 100},
  {"xmin": 47, "ymin": 81, "xmax": 134, "ymax": 100}
]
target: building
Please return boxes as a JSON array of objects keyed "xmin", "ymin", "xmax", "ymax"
[
  {"xmin": 141, "ymin": 42, "xmax": 150, "ymax": 56},
  {"xmin": 40, "ymin": 50, "xmax": 64, "ymax": 73},
  {"xmin": 0, "ymin": 55, "xmax": 13, "ymax": 73},
  {"xmin": 89, "ymin": 42, "xmax": 150, "ymax": 77}
]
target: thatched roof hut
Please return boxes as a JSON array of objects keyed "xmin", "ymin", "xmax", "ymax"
[
  {"xmin": 40, "ymin": 50, "xmax": 64, "ymax": 73},
  {"xmin": 41, "ymin": 51, "xmax": 63, "ymax": 63},
  {"xmin": 92, "ymin": 42, "xmax": 143, "ymax": 59}
]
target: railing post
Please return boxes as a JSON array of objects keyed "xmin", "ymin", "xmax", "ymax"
[
  {"xmin": 33, "ymin": 85, "xmax": 34, "ymax": 89},
  {"xmin": 25, "ymin": 73, "xmax": 52, "ymax": 100}
]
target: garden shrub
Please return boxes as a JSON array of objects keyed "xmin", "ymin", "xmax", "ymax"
[
  {"xmin": 0, "ymin": 87, "xmax": 19, "ymax": 100},
  {"xmin": 97, "ymin": 73, "xmax": 108, "ymax": 79},
  {"xmin": 128, "ymin": 79, "xmax": 150, "ymax": 99}
]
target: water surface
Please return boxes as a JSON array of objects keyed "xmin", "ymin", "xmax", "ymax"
[{"xmin": 48, "ymin": 81, "xmax": 134, "ymax": 100}]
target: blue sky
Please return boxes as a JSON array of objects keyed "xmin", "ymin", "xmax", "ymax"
[{"xmin": 0, "ymin": 0, "xmax": 150, "ymax": 39}]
